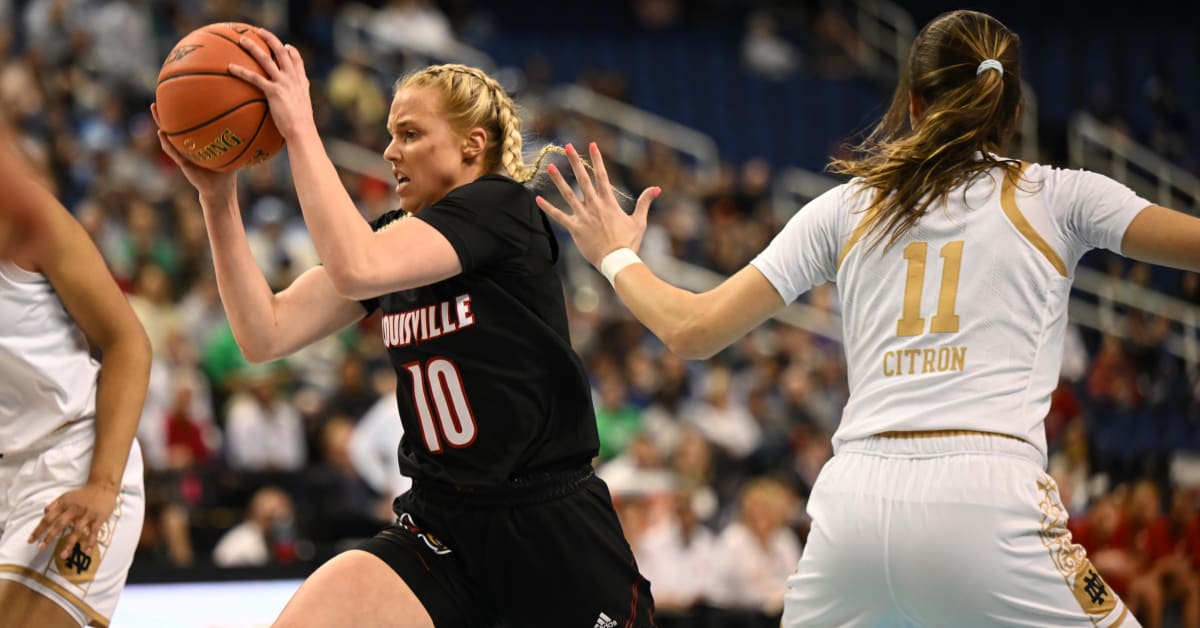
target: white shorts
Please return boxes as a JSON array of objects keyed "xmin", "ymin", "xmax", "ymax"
[
  {"xmin": 784, "ymin": 431, "xmax": 1139, "ymax": 627},
  {"xmin": 0, "ymin": 421, "xmax": 145, "ymax": 627}
]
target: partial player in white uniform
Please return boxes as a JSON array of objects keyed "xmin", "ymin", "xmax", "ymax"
[
  {"xmin": 538, "ymin": 9, "xmax": 1200, "ymax": 626},
  {"xmin": 0, "ymin": 122, "xmax": 150, "ymax": 628}
]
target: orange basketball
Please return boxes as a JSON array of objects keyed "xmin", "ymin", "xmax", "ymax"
[{"xmin": 155, "ymin": 22, "xmax": 285, "ymax": 172}]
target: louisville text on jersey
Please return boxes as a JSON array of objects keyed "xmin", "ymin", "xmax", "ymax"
[{"xmin": 382, "ymin": 293, "xmax": 476, "ymax": 348}]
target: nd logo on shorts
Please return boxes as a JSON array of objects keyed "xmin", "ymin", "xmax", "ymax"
[
  {"xmin": 52, "ymin": 537, "xmax": 101, "ymax": 585},
  {"xmin": 50, "ymin": 517, "xmax": 115, "ymax": 585},
  {"xmin": 398, "ymin": 512, "xmax": 453, "ymax": 555}
]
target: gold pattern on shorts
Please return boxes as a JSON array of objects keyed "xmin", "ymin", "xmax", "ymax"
[
  {"xmin": 1036, "ymin": 476, "xmax": 1118, "ymax": 619},
  {"xmin": 1036, "ymin": 477, "xmax": 1086, "ymax": 577}
]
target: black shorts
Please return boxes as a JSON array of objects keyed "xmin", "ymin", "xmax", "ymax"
[{"xmin": 358, "ymin": 466, "xmax": 655, "ymax": 628}]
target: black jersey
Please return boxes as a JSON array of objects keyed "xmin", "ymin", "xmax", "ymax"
[{"xmin": 361, "ymin": 175, "xmax": 599, "ymax": 486}]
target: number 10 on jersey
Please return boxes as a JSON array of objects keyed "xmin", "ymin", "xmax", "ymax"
[
  {"xmin": 405, "ymin": 357, "xmax": 478, "ymax": 453},
  {"xmin": 897, "ymin": 240, "xmax": 964, "ymax": 337}
]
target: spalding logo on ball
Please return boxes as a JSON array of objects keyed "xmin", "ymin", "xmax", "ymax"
[{"xmin": 155, "ymin": 22, "xmax": 285, "ymax": 172}]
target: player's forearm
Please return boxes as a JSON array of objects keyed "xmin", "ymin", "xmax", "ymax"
[
  {"xmin": 199, "ymin": 191, "xmax": 286, "ymax": 362},
  {"xmin": 611, "ymin": 264, "xmax": 716, "ymax": 359},
  {"xmin": 89, "ymin": 333, "xmax": 151, "ymax": 489},
  {"xmin": 284, "ymin": 127, "xmax": 375, "ymax": 293}
]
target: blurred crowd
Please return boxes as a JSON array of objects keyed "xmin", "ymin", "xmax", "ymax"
[{"xmin": 2, "ymin": 0, "xmax": 1200, "ymax": 625}]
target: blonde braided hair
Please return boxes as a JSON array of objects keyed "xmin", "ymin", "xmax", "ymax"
[{"xmin": 396, "ymin": 64, "xmax": 561, "ymax": 184}]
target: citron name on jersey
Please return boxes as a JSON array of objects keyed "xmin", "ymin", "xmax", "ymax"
[
  {"xmin": 381, "ymin": 294, "xmax": 475, "ymax": 348},
  {"xmin": 881, "ymin": 345, "xmax": 967, "ymax": 377}
]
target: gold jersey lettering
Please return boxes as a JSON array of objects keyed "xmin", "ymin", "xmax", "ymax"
[{"xmin": 880, "ymin": 345, "xmax": 968, "ymax": 376}]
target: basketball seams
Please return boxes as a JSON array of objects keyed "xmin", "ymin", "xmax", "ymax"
[
  {"xmin": 162, "ymin": 99, "xmax": 267, "ymax": 136},
  {"xmin": 156, "ymin": 71, "xmax": 237, "ymax": 86},
  {"xmin": 201, "ymin": 28, "xmax": 278, "ymax": 70},
  {"xmin": 201, "ymin": 28, "xmax": 243, "ymax": 48}
]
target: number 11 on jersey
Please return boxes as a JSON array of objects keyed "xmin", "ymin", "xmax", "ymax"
[
  {"xmin": 897, "ymin": 240, "xmax": 964, "ymax": 337},
  {"xmin": 405, "ymin": 357, "xmax": 478, "ymax": 453}
]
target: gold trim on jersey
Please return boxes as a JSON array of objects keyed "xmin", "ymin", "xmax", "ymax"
[
  {"xmin": 878, "ymin": 429, "xmax": 1027, "ymax": 444},
  {"xmin": 837, "ymin": 207, "xmax": 882, "ymax": 270},
  {"xmin": 1000, "ymin": 164, "xmax": 1068, "ymax": 277},
  {"xmin": 0, "ymin": 564, "xmax": 109, "ymax": 627}
]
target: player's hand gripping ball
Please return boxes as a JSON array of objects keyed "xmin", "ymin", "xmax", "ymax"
[{"xmin": 154, "ymin": 22, "xmax": 285, "ymax": 172}]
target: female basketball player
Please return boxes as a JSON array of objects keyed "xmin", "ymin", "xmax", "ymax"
[
  {"xmin": 153, "ymin": 28, "xmax": 654, "ymax": 628},
  {"xmin": 539, "ymin": 9, "xmax": 1192, "ymax": 627},
  {"xmin": 0, "ymin": 124, "xmax": 149, "ymax": 627}
]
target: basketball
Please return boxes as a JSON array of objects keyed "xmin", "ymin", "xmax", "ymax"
[{"xmin": 155, "ymin": 22, "xmax": 285, "ymax": 172}]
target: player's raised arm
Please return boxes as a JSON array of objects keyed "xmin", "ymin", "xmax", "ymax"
[
  {"xmin": 229, "ymin": 28, "xmax": 465, "ymax": 300},
  {"xmin": 152, "ymin": 105, "xmax": 365, "ymax": 363},
  {"xmin": 1121, "ymin": 204, "xmax": 1200, "ymax": 273},
  {"xmin": 537, "ymin": 142, "xmax": 788, "ymax": 359}
]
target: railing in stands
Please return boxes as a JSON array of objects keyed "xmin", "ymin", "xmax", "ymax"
[
  {"xmin": 1068, "ymin": 112, "xmax": 1200, "ymax": 215},
  {"xmin": 542, "ymin": 84, "xmax": 722, "ymax": 182},
  {"xmin": 851, "ymin": 0, "xmax": 913, "ymax": 82}
]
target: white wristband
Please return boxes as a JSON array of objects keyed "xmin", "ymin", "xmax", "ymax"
[{"xmin": 599, "ymin": 248, "xmax": 643, "ymax": 286}]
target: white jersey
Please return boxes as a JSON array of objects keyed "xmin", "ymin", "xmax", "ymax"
[
  {"xmin": 751, "ymin": 161, "xmax": 1151, "ymax": 461},
  {"xmin": 0, "ymin": 261, "xmax": 100, "ymax": 454}
]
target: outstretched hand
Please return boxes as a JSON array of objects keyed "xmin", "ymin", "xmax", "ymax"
[
  {"xmin": 535, "ymin": 142, "xmax": 660, "ymax": 268},
  {"xmin": 229, "ymin": 27, "xmax": 314, "ymax": 141}
]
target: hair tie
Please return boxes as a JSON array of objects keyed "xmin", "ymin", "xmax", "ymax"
[{"xmin": 976, "ymin": 59, "xmax": 1004, "ymax": 77}]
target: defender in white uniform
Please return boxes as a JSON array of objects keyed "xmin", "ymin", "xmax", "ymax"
[
  {"xmin": 537, "ymin": 9, "xmax": 1200, "ymax": 626},
  {"xmin": 0, "ymin": 123, "xmax": 150, "ymax": 628}
]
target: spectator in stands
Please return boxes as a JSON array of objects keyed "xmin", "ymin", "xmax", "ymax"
[
  {"xmin": 212, "ymin": 486, "xmax": 297, "ymax": 568},
  {"xmin": 348, "ymin": 391, "xmax": 411, "ymax": 508},
  {"xmin": 1072, "ymin": 484, "xmax": 1166, "ymax": 625},
  {"xmin": 86, "ymin": 0, "xmax": 157, "ymax": 95},
  {"xmin": 708, "ymin": 477, "xmax": 801, "ymax": 627},
  {"xmin": 1049, "ymin": 416, "xmax": 1094, "ymax": 514},
  {"xmin": 1158, "ymin": 486, "xmax": 1200, "ymax": 628},
  {"xmin": 224, "ymin": 365, "xmax": 306, "ymax": 472},
  {"xmin": 670, "ymin": 428, "xmax": 720, "ymax": 522},
  {"xmin": 128, "ymin": 262, "xmax": 183, "ymax": 357},
  {"xmin": 742, "ymin": 11, "xmax": 799, "ymax": 81},
  {"xmin": 134, "ymin": 496, "xmax": 194, "ymax": 569},
  {"xmin": 369, "ymin": 0, "xmax": 457, "ymax": 65},
  {"xmin": 598, "ymin": 429, "xmax": 668, "ymax": 495},
  {"xmin": 635, "ymin": 488, "xmax": 719, "ymax": 628},
  {"xmin": 163, "ymin": 369, "xmax": 219, "ymax": 469},
  {"xmin": 246, "ymin": 196, "xmax": 319, "ymax": 291},
  {"xmin": 639, "ymin": 351, "xmax": 692, "ymax": 454},
  {"xmin": 320, "ymin": 353, "xmax": 377, "ymax": 424},
  {"xmin": 307, "ymin": 416, "xmax": 387, "ymax": 544},
  {"xmin": 688, "ymin": 363, "xmax": 761, "ymax": 461},
  {"xmin": 594, "ymin": 372, "xmax": 643, "ymax": 461},
  {"xmin": 176, "ymin": 272, "xmax": 225, "ymax": 353},
  {"xmin": 116, "ymin": 200, "xmax": 180, "ymax": 283}
]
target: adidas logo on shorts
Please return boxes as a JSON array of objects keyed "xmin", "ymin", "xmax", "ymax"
[{"xmin": 593, "ymin": 612, "xmax": 618, "ymax": 628}]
